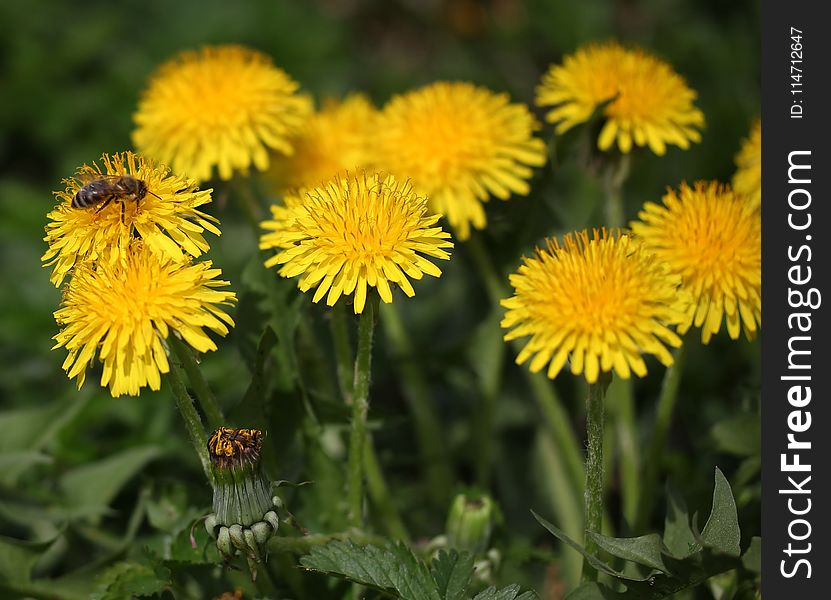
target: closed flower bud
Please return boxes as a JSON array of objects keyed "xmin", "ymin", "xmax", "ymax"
[
  {"xmin": 205, "ymin": 427, "xmax": 281, "ymax": 568},
  {"xmin": 446, "ymin": 492, "xmax": 495, "ymax": 555}
]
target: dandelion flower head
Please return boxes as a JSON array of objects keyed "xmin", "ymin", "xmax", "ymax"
[
  {"xmin": 53, "ymin": 241, "xmax": 236, "ymax": 397},
  {"xmin": 631, "ymin": 181, "xmax": 761, "ymax": 343},
  {"xmin": 260, "ymin": 171, "xmax": 453, "ymax": 313},
  {"xmin": 133, "ymin": 45, "xmax": 310, "ymax": 182},
  {"xmin": 376, "ymin": 82, "xmax": 546, "ymax": 240},
  {"xmin": 267, "ymin": 94, "xmax": 379, "ymax": 193},
  {"xmin": 536, "ymin": 41, "xmax": 704, "ymax": 155},
  {"xmin": 43, "ymin": 151, "xmax": 219, "ymax": 287},
  {"xmin": 501, "ymin": 229, "xmax": 687, "ymax": 383},
  {"xmin": 732, "ymin": 118, "xmax": 761, "ymax": 210}
]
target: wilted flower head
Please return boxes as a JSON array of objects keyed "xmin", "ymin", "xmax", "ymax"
[
  {"xmin": 376, "ymin": 82, "xmax": 546, "ymax": 240},
  {"xmin": 43, "ymin": 152, "xmax": 219, "ymax": 287},
  {"xmin": 52, "ymin": 241, "xmax": 235, "ymax": 397},
  {"xmin": 133, "ymin": 45, "xmax": 310, "ymax": 182},
  {"xmin": 631, "ymin": 181, "xmax": 761, "ymax": 343},
  {"xmin": 732, "ymin": 119, "xmax": 761, "ymax": 210},
  {"xmin": 536, "ymin": 41, "xmax": 704, "ymax": 155},
  {"xmin": 501, "ymin": 229, "xmax": 687, "ymax": 383},
  {"xmin": 267, "ymin": 94, "xmax": 379, "ymax": 193},
  {"xmin": 260, "ymin": 171, "xmax": 453, "ymax": 313}
]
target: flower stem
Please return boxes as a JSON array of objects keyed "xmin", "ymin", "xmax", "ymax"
[
  {"xmin": 347, "ymin": 295, "xmax": 378, "ymax": 527},
  {"xmin": 602, "ymin": 153, "xmax": 631, "ymax": 229},
  {"xmin": 601, "ymin": 152, "xmax": 640, "ymax": 529},
  {"xmin": 165, "ymin": 358, "xmax": 211, "ymax": 480},
  {"xmin": 635, "ymin": 344, "xmax": 687, "ymax": 532},
  {"xmin": 467, "ymin": 233, "xmax": 584, "ymax": 494},
  {"xmin": 330, "ymin": 302, "xmax": 355, "ymax": 404},
  {"xmin": 364, "ymin": 437, "xmax": 411, "ymax": 541},
  {"xmin": 168, "ymin": 335, "xmax": 224, "ymax": 431},
  {"xmin": 380, "ymin": 302, "xmax": 453, "ymax": 504},
  {"xmin": 582, "ymin": 374, "xmax": 611, "ymax": 582}
]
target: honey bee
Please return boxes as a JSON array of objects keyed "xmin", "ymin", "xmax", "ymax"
[{"xmin": 72, "ymin": 175, "xmax": 160, "ymax": 221}]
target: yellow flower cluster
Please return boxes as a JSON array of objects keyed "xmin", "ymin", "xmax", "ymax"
[
  {"xmin": 44, "ymin": 151, "xmax": 235, "ymax": 397},
  {"xmin": 45, "ymin": 39, "xmax": 761, "ymax": 395},
  {"xmin": 732, "ymin": 119, "xmax": 762, "ymax": 210}
]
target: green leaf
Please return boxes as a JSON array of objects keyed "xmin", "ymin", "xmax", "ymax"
[
  {"xmin": 89, "ymin": 561, "xmax": 170, "ymax": 600},
  {"xmin": 741, "ymin": 537, "xmax": 761, "ymax": 574},
  {"xmin": 701, "ymin": 468, "xmax": 741, "ymax": 556},
  {"xmin": 60, "ymin": 446, "xmax": 163, "ymax": 521},
  {"xmin": 711, "ymin": 414, "xmax": 760, "ymax": 457},
  {"xmin": 300, "ymin": 540, "xmax": 441, "ymax": 600},
  {"xmin": 0, "ymin": 534, "xmax": 55, "ymax": 584},
  {"xmin": 0, "ymin": 392, "xmax": 92, "ymax": 485},
  {"xmin": 531, "ymin": 511, "xmax": 650, "ymax": 582},
  {"xmin": 472, "ymin": 584, "xmax": 538, "ymax": 600},
  {"xmin": 662, "ymin": 483, "xmax": 698, "ymax": 559},
  {"xmin": 431, "ymin": 549, "xmax": 474, "ymax": 600},
  {"xmin": 587, "ymin": 532, "xmax": 670, "ymax": 574}
]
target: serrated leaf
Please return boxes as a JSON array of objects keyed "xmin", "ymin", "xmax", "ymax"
[
  {"xmin": 301, "ymin": 541, "xmax": 440, "ymax": 600},
  {"xmin": 663, "ymin": 483, "xmax": 697, "ymax": 559},
  {"xmin": 701, "ymin": 468, "xmax": 741, "ymax": 556},
  {"xmin": 472, "ymin": 584, "xmax": 538, "ymax": 600},
  {"xmin": 431, "ymin": 549, "xmax": 474, "ymax": 600},
  {"xmin": 741, "ymin": 537, "xmax": 761, "ymax": 574},
  {"xmin": 60, "ymin": 446, "xmax": 163, "ymax": 521},
  {"xmin": 531, "ymin": 511, "xmax": 650, "ymax": 582},
  {"xmin": 89, "ymin": 561, "xmax": 170, "ymax": 600},
  {"xmin": 587, "ymin": 532, "xmax": 670, "ymax": 574}
]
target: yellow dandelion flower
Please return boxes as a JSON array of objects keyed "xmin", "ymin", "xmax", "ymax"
[
  {"xmin": 376, "ymin": 82, "xmax": 546, "ymax": 241},
  {"xmin": 631, "ymin": 181, "xmax": 761, "ymax": 343},
  {"xmin": 260, "ymin": 172, "xmax": 453, "ymax": 313},
  {"xmin": 501, "ymin": 229, "xmax": 687, "ymax": 383},
  {"xmin": 53, "ymin": 241, "xmax": 236, "ymax": 397},
  {"xmin": 42, "ymin": 151, "xmax": 219, "ymax": 287},
  {"xmin": 133, "ymin": 45, "xmax": 310, "ymax": 182},
  {"xmin": 536, "ymin": 41, "xmax": 704, "ymax": 155},
  {"xmin": 267, "ymin": 94, "xmax": 379, "ymax": 193},
  {"xmin": 732, "ymin": 119, "xmax": 761, "ymax": 210}
]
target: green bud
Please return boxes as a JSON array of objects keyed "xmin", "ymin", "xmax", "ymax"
[
  {"xmin": 446, "ymin": 492, "xmax": 495, "ymax": 555},
  {"xmin": 206, "ymin": 427, "xmax": 281, "ymax": 569}
]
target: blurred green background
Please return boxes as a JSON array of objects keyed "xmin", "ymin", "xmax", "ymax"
[{"xmin": 0, "ymin": 1, "xmax": 760, "ymax": 598}]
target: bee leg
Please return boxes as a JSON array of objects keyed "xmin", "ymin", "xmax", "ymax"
[
  {"xmin": 121, "ymin": 201, "xmax": 125, "ymax": 224},
  {"xmin": 94, "ymin": 197, "xmax": 113, "ymax": 214}
]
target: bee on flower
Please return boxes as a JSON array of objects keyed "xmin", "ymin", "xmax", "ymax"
[{"xmin": 43, "ymin": 151, "xmax": 219, "ymax": 287}]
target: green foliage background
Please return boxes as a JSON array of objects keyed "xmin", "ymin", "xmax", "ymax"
[{"xmin": 0, "ymin": 1, "xmax": 760, "ymax": 598}]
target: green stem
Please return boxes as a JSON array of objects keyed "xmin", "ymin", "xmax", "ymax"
[
  {"xmin": 608, "ymin": 376, "xmax": 640, "ymax": 528},
  {"xmin": 168, "ymin": 335, "xmax": 224, "ymax": 431},
  {"xmin": 364, "ymin": 437, "xmax": 411, "ymax": 541},
  {"xmin": 165, "ymin": 358, "xmax": 211, "ymax": 480},
  {"xmin": 347, "ymin": 295, "xmax": 377, "ymax": 527},
  {"xmin": 582, "ymin": 374, "xmax": 611, "ymax": 583},
  {"xmin": 601, "ymin": 152, "xmax": 639, "ymax": 529},
  {"xmin": 635, "ymin": 344, "xmax": 687, "ymax": 532},
  {"xmin": 331, "ymin": 302, "xmax": 355, "ymax": 404},
  {"xmin": 519, "ymin": 357, "xmax": 585, "ymax": 492},
  {"xmin": 602, "ymin": 154, "xmax": 631, "ymax": 229},
  {"xmin": 467, "ymin": 233, "xmax": 584, "ymax": 494},
  {"xmin": 380, "ymin": 302, "xmax": 453, "ymax": 504}
]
